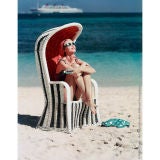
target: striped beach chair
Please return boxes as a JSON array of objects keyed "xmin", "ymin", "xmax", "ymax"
[{"xmin": 35, "ymin": 23, "xmax": 101, "ymax": 133}]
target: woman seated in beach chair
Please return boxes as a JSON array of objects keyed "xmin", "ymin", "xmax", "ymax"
[{"xmin": 56, "ymin": 39, "xmax": 97, "ymax": 114}]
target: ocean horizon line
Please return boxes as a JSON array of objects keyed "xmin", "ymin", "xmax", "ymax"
[
  {"xmin": 18, "ymin": 12, "xmax": 142, "ymax": 19},
  {"xmin": 18, "ymin": 12, "xmax": 142, "ymax": 14}
]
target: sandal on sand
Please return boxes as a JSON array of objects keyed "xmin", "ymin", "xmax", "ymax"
[{"xmin": 101, "ymin": 118, "xmax": 130, "ymax": 128}]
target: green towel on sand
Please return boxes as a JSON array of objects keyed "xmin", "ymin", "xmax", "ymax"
[{"xmin": 101, "ymin": 118, "xmax": 130, "ymax": 128}]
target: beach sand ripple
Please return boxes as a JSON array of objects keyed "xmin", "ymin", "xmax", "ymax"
[{"xmin": 18, "ymin": 86, "xmax": 142, "ymax": 160}]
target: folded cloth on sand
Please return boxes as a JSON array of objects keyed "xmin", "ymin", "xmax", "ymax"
[{"xmin": 101, "ymin": 118, "xmax": 130, "ymax": 128}]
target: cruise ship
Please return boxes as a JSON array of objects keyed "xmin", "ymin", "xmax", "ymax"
[{"xmin": 30, "ymin": 3, "xmax": 83, "ymax": 14}]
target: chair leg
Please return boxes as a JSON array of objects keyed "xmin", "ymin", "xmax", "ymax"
[{"xmin": 66, "ymin": 102, "xmax": 72, "ymax": 133}]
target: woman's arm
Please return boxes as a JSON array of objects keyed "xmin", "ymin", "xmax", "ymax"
[
  {"xmin": 56, "ymin": 59, "xmax": 82, "ymax": 78},
  {"xmin": 76, "ymin": 59, "xmax": 96, "ymax": 74},
  {"xmin": 76, "ymin": 58, "xmax": 89, "ymax": 67},
  {"xmin": 80, "ymin": 65, "xmax": 96, "ymax": 74},
  {"xmin": 56, "ymin": 58, "xmax": 95, "ymax": 78},
  {"xmin": 56, "ymin": 59, "xmax": 74, "ymax": 74}
]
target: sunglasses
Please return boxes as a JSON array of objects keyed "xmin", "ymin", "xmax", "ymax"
[{"xmin": 63, "ymin": 42, "xmax": 75, "ymax": 48}]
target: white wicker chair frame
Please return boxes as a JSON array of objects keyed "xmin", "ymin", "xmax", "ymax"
[{"xmin": 35, "ymin": 23, "xmax": 101, "ymax": 133}]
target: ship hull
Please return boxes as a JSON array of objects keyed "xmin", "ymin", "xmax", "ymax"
[{"xmin": 30, "ymin": 7, "xmax": 83, "ymax": 14}]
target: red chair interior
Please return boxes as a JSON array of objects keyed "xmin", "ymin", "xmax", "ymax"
[{"xmin": 46, "ymin": 26, "xmax": 79, "ymax": 81}]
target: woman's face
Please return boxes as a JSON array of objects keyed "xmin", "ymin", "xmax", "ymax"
[{"xmin": 63, "ymin": 39, "xmax": 76, "ymax": 56}]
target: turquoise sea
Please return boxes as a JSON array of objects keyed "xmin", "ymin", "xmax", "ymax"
[{"xmin": 18, "ymin": 13, "xmax": 142, "ymax": 87}]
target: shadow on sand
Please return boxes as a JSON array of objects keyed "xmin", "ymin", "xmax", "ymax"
[{"xmin": 18, "ymin": 114, "xmax": 40, "ymax": 128}]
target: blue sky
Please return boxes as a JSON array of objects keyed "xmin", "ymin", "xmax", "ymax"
[{"xmin": 18, "ymin": 0, "xmax": 142, "ymax": 13}]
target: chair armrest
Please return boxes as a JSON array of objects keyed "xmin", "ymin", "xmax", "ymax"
[
  {"xmin": 49, "ymin": 81, "xmax": 71, "ymax": 103},
  {"xmin": 49, "ymin": 79, "xmax": 98, "ymax": 103},
  {"xmin": 49, "ymin": 81, "xmax": 70, "ymax": 90},
  {"xmin": 49, "ymin": 81, "xmax": 72, "ymax": 133},
  {"xmin": 91, "ymin": 79, "xmax": 98, "ymax": 100},
  {"xmin": 49, "ymin": 79, "xmax": 99, "ymax": 133}
]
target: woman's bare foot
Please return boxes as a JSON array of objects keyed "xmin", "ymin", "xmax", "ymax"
[
  {"xmin": 85, "ymin": 100, "xmax": 97, "ymax": 114},
  {"xmin": 90, "ymin": 106, "xmax": 96, "ymax": 114}
]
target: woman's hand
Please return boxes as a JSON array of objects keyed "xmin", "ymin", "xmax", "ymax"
[
  {"xmin": 80, "ymin": 62, "xmax": 88, "ymax": 67},
  {"xmin": 79, "ymin": 65, "xmax": 96, "ymax": 74}
]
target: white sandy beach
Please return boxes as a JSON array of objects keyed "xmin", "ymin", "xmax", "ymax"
[{"xmin": 18, "ymin": 86, "xmax": 142, "ymax": 160}]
